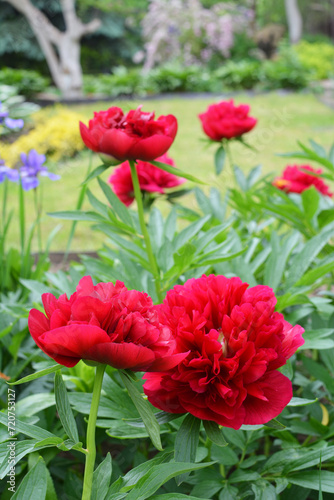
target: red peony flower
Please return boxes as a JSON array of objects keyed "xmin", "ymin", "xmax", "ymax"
[
  {"xmin": 108, "ymin": 153, "xmax": 185, "ymax": 206},
  {"xmin": 273, "ymin": 165, "xmax": 333, "ymax": 197},
  {"xmin": 198, "ymin": 100, "xmax": 257, "ymax": 141},
  {"xmin": 79, "ymin": 106, "xmax": 177, "ymax": 164},
  {"xmin": 28, "ymin": 276, "xmax": 187, "ymax": 371},
  {"xmin": 143, "ymin": 275, "xmax": 304, "ymax": 429}
]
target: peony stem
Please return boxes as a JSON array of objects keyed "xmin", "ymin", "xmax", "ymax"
[
  {"xmin": 64, "ymin": 150, "xmax": 93, "ymax": 262},
  {"xmin": 129, "ymin": 160, "xmax": 163, "ymax": 303},
  {"xmin": 82, "ymin": 364, "xmax": 106, "ymax": 500},
  {"xmin": 224, "ymin": 140, "xmax": 234, "ymax": 177}
]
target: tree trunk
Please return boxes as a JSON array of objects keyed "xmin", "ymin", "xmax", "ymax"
[
  {"xmin": 284, "ymin": 0, "xmax": 303, "ymax": 44},
  {"xmin": 2, "ymin": 0, "xmax": 101, "ymax": 98}
]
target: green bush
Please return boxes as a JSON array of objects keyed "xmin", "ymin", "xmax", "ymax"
[
  {"xmin": 260, "ymin": 44, "xmax": 310, "ymax": 90},
  {"xmin": 214, "ymin": 60, "xmax": 261, "ymax": 90},
  {"xmin": 0, "ymin": 67, "xmax": 50, "ymax": 98},
  {"xmin": 294, "ymin": 40, "xmax": 334, "ymax": 80}
]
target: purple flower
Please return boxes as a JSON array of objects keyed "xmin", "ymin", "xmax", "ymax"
[
  {"xmin": 19, "ymin": 149, "xmax": 60, "ymax": 191},
  {"xmin": 4, "ymin": 117, "xmax": 24, "ymax": 130},
  {"xmin": 0, "ymin": 160, "xmax": 19, "ymax": 183}
]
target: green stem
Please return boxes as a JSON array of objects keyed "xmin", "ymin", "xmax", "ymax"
[
  {"xmin": 224, "ymin": 140, "xmax": 234, "ymax": 180},
  {"xmin": 82, "ymin": 364, "xmax": 106, "ymax": 500},
  {"xmin": 64, "ymin": 151, "xmax": 93, "ymax": 261},
  {"xmin": 34, "ymin": 188, "xmax": 42, "ymax": 254},
  {"xmin": 129, "ymin": 160, "xmax": 163, "ymax": 302},
  {"xmin": 19, "ymin": 177, "xmax": 25, "ymax": 258}
]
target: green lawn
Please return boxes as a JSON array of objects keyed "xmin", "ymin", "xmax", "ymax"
[{"xmin": 3, "ymin": 92, "xmax": 334, "ymax": 252}]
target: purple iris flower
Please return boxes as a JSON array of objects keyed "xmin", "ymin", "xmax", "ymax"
[
  {"xmin": 0, "ymin": 160, "xmax": 19, "ymax": 183},
  {"xmin": 19, "ymin": 149, "xmax": 60, "ymax": 191},
  {"xmin": 4, "ymin": 117, "xmax": 24, "ymax": 130}
]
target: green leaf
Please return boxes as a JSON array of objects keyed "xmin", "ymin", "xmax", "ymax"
[
  {"xmin": 150, "ymin": 160, "xmax": 205, "ymax": 185},
  {"xmin": 97, "ymin": 177, "xmax": 134, "ymax": 228},
  {"xmin": 8, "ymin": 365, "xmax": 61, "ymax": 385},
  {"xmin": 264, "ymin": 418, "xmax": 286, "ymax": 430},
  {"xmin": 150, "ymin": 495, "xmax": 205, "ymax": 500},
  {"xmin": 11, "ymin": 458, "xmax": 47, "ymax": 500},
  {"xmin": 108, "ymin": 450, "xmax": 173, "ymax": 495},
  {"xmin": 264, "ymin": 232, "xmax": 299, "ymax": 292},
  {"xmin": 92, "ymin": 453, "xmax": 112, "ymax": 500},
  {"xmin": 214, "ymin": 145, "xmax": 225, "ymax": 175},
  {"xmin": 301, "ymin": 186, "xmax": 320, "ymax": 220},
  {"xmin": 125, "ymin": 461, "xmax": 215, "ymax": 500},
  {"xmin": 82, "ymin": 164, "xmax": 108, "ymax": 184},
  {"xmin": 54, "ymin": 371, "xmax": 79, "ymax": 443},
  {"xmin": 251, "ymin": 481, "xmax": 277, "ymax": 500},
  {"xmin": 294, "ymin": 257, "xmax": 334, "ymax": 287},
  {"xmin": 203, "ymin": 420, "xmax": 228, "ymax": 447},
  {"xmin": 0, "ymin": 412, "xmax": 56, "ymax": 441},
  {"xmin": 288, "ymin": 397, "xmax": 317, "ymax": 406},
  {"xmin": 287, "ymin": 471, "xmax": 334, "ymax": 493},
  {"xmin": 285, "ymin": 223, "xmax": 334, "ymax": 289},
  {"xmin": 119, "ymin": 371, "xmax": 162, "ymax": 451},
  {"xmin": 174, "ymin": 414, "xmax": 201, "ymax": 485},
  {"xmin": 48, "ymin": 210, "xmax": 104, "ymax": 222}
]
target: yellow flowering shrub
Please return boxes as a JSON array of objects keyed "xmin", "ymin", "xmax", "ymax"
[
  {"xmin": 1, "ymin": 106, "xmax": 86, "ymax": 167},
  {"xmin": 295, "ymin": 41, "xmax": 334, "ymax": 80}
]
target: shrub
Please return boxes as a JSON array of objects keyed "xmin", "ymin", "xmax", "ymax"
[
  {"xmin": 0, "ymin": 106, "xmax": 85, "ymax": 166},
  {"xmin": 294, "ymin": 40, "xmax": 334, "ymax": 80},
  {"xmin": 214, "ymin": 60, "xmax": 261, "ymax": 90},
  {"xmin": 260, "ymin": 43, "xmax": 310, "ymax": 90},
  {"xmin": 0, "ymin": 68, "xmax": 50, "ymax": 98}
]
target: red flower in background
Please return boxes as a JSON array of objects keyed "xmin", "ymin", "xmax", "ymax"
[
  {"xmin": 273, "ymin": 165, "xmax": 333, "ymax": 197},
  {"xmin": 28, "ymin": 276, "xmax": 186, "ymax": 371},
  {"xmin": 144, "ymin": 275, "xmax": 304, "ymax": 429},
  {"xmin": 79, "ymin": 106, "xmax": 177, "ymax": 164},
  {"xmin": 108, "ymin": 153, "xmax": 185, "ymax": 206},
  {"xmin": 199, "ymin": 100, "xmax": 257, "ymax": 141}
]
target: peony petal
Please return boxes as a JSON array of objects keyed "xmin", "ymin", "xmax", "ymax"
[
  {"xmin": 147, "ymin": 351, "xmax": 190, "ymax": 372},
  {"xmin": 39, "ymin": 324, "xmax": 111, "ymax": 361},
  {"xmin": 243, "ymin": 371, "xmax": 292, "ymax": 425},
  {"xmin": 129, "ymin": 135, "xmax": 173, "ymax": 162},
  {"xmin": 99, "ymin": 128, "xmax": 135, "ymax": 161},
  {"xmin": 87, "ymin": 342, "xmax": 155, "ymax": 370},
  {"xmin": 79, "ymin": 122, "xmax": 99, "ymax": 152}
]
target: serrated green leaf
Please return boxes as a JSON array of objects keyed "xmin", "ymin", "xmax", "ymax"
[
  {"xmin": 11, "ymin": 458, "xmax": 47, "ymax": 500},
  {"xmin": 119, "ymin": 371, "xmax": 162, "ymax": 451},
  {"xmin": 203, "ymin": 420, "xmax": 228, "ymax": 447},
  {"xmin": 92, "ymin": 453, "xmax": 112, "ymax": 500},
  {"xmin": 8, "ymin": 365, "xmax": 61, "ymax": 385},
  {"xmin": 54, "ymin": 371, "xmax": 79, "ymax": 444}
]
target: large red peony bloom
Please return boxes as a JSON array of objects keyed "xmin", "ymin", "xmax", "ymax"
[
  {"xmin": 143, "ymin": 275, "xmax": 304, "ymax": 429},
  {"xmin": 28, "ymin": 276, "xmax": 187, "ymax": 371},
  {"xmin": 273, "ymin": 164, "xmax": 333, "ymax": 197},
  {"xmin": 198, "ymin": 100, "xmax": 257, "ymax": 141},
  {"xmin": 108, "ymin": 153, "xmax": 185, "ymax": 206},
  {"xmin": 79, "ymin": 106, "xmax": 177, "ymax": 164}
]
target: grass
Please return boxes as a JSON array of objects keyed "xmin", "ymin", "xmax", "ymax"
[{"xmin": 3, "ymin": 91, "xmax": 334, "ymax": 252}]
